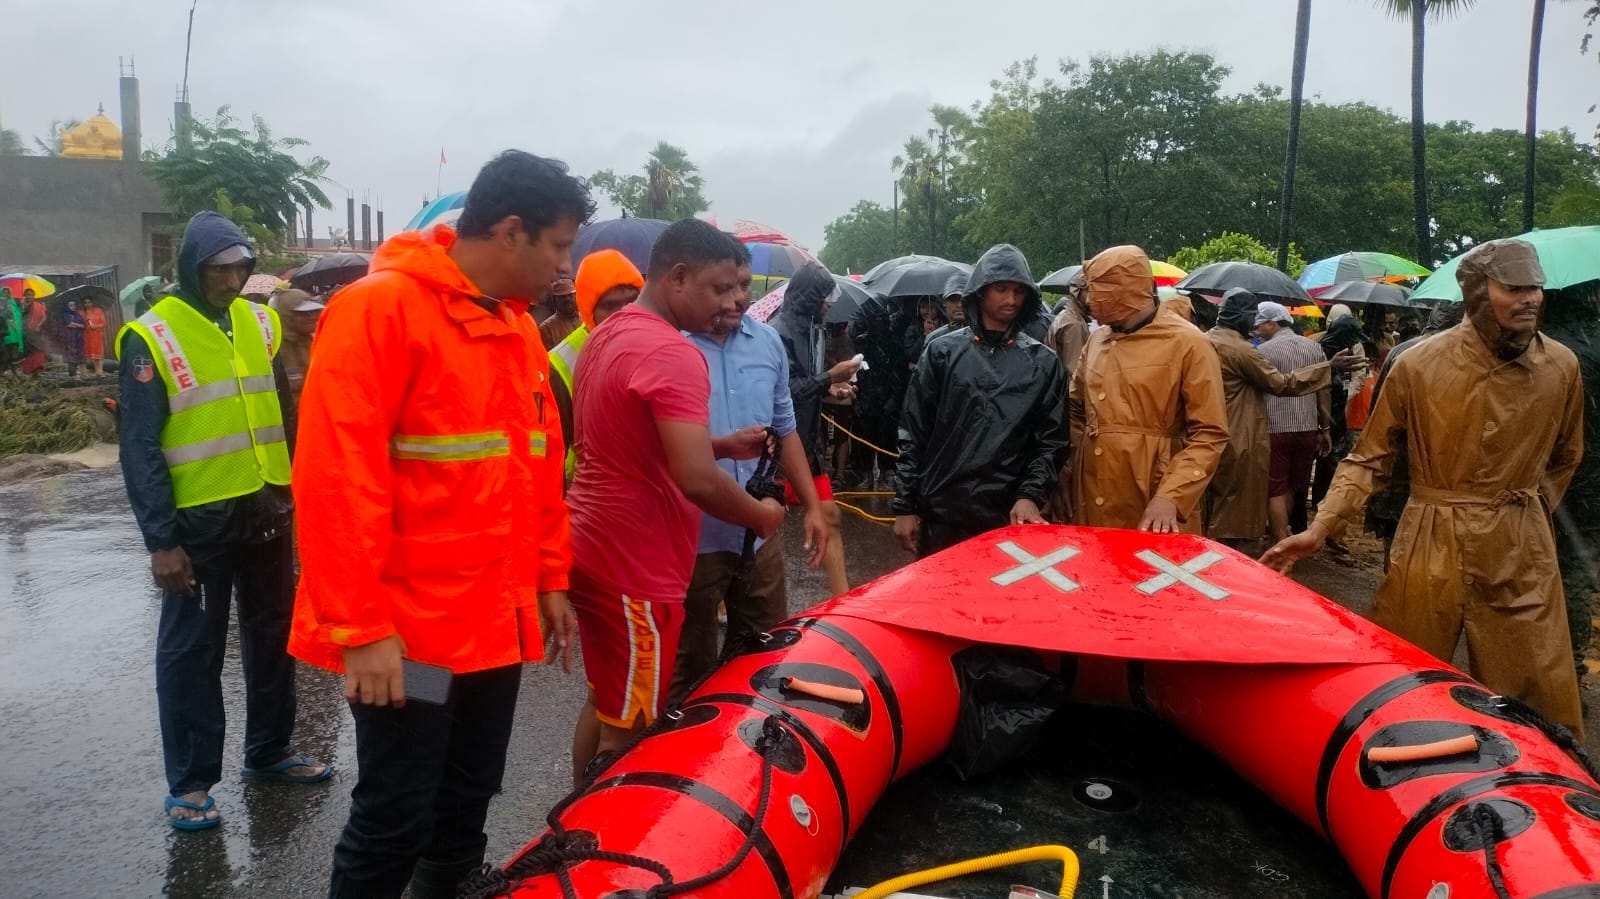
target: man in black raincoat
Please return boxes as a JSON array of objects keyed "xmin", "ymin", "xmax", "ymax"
[
  {"xmin": 891, "ymin": 244, "xmax": 1069, "ymax": 557},
  {"xmin": 770, "ymin": 262, "xmax": 861, "ymax": 594}
]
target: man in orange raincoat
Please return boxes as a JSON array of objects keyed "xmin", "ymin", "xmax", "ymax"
[{"xmin": 290, "ymin": 151, "xmax": 594, "ymax": 899}]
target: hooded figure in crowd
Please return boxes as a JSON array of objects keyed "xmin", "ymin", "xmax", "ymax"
[
  {"xmin": 1070, "ymin": 245, "xmax": 1229, "ymax": 534},
  {"xmin": 892, "ymin": 244, "xmax": 1068, "ymax": 557},
  {"xmin": 1265, "ymin": 239, "xmax": 1586, "ymax": 737},
  {"xmin": 1204, "ymin": 288, "xmax": 1349, "ymax": 543}
]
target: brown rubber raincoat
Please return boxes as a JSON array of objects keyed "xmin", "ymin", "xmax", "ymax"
[
  {"xmin": 1070, "ymin": 246, "xmax": 1229, "ymax": 532},
  {"xmin": 1205, "ymin": 327, "xmax": 1331, "ymax": 540},
  {"xmin": 1314, "ymin": 239, "xmax": 1585, "ymax": 737}
]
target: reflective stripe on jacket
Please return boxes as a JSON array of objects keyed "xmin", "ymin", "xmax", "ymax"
[
  {"xmin": 116, "ymin": 296, "xmax": 290, "ymax": 508},
  {"xmin": 288, "ymin": 224, "xmax": 571, "ymax": 674}
]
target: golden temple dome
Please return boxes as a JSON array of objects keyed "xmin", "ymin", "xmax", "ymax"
[{"xmin": 60, "ymin": 105, "xmax": 123, "ymax": 160}]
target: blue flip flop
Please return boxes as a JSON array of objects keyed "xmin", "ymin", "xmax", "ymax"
[
  {"xmin": 240, "ymin": 753, "xmax": 335, "ymax": 784},
  {"xmin": 165, "ymin": 794, "xmax": 221, "ymax": 831}
]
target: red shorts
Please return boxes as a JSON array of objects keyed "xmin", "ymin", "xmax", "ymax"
[
  {"xmin": 783, "ymin": 473, "xmax": 834, "ymax": 506},
  {"xmin": 1269, "ymin": 431, "xmax": 1319, "ymax": 498},
  {"xmin": 571, "ymin": 588, "xmax": 685, "ymax": 728}
]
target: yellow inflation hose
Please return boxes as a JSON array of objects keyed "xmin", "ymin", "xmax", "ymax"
[{"xmin": 851, "ymin": 844, "xmax": 1081, "ymax": 899}]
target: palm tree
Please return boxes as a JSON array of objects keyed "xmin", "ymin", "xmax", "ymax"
[
  {"xmin": 0, "ymin": 128, "xmax": 28, "ymax": 156},
  {"xmin": 1378, "ymin": 0, "xmax": 1477, "ymax": 266},
  {"xmin": 1277, "ymin": 0, "xmax": 1313, "ymax": 272}
]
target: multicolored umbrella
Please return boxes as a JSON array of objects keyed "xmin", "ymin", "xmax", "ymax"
[
  {"xmin": 571, "ymin": 218, "xmax": 671, "ymax": 273},
  {"xmin": 1151, "ymin": 260, "xmax": 1188, "ymax": 286},
  {"xmin": 1412, "ymin": 226, "xmax": 1600, "ymax": 303},
  {"xmin": 746, "ymin": 241, "xmax": 815, "ymax": 279},
  {"xmin": 0, "ymin": 273, "xmax": 57, "ymax": 298},
  {"xmin": 1298, "ymin": 252, "xmax": 1430, "ymax": 294},
  {"xmin": 405, "ymin": 191, "xmax": 467, "ymax": 231}
]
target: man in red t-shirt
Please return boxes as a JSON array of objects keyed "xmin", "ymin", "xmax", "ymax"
[{"xmin": 566, "ymin": 219, "xmax": 786, "ymax": 785}]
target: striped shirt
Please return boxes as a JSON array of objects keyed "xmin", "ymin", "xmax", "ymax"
[{"xmin": 1260, "ymin": 330, "xmax": 1325, "ymax": 434}]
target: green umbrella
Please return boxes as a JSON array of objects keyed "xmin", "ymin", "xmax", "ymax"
[{"xmin": 1412, "ymin": 226, "xmax": 1600, "ymax": 302}]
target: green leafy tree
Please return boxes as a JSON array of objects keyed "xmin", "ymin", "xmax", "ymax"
[
  {"xmin": 145, "ymin": 106, "xmax": 332, "ymax": 246},
  {"xmin": 819, "ymin": 201, "xmax": 897, "ymax": 274},
  {"xmin": 590, "ymin": 142, "xmax": 709, "ymax": 220},
  {"xmin": 1169, "ymin": 232, "xmax": 1307, "ymax": 277},
  {"xmin": 0, "ymin": 129, "xmax": 28, "ymax": 156}
]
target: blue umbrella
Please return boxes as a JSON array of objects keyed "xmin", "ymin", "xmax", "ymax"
[
  {"xmin": 405, "ymin": 191, "xmax": 468, "ymax": 231},
  {"xmin": 570, "ymin": 218, "xmax": 672, "ymax": 273}
]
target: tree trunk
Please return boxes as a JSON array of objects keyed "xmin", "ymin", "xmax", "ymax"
[
  {"xmin": 1410, "ymin": 0, "xmax": 1433, "ymax": 266},
  {"xmin": 1277, "ymin": 0, "xmax": 1314, "ymax": 272},
  {"xmin": 1524, "ymin": 0, "xmax": 1547, "ymax": 234}
]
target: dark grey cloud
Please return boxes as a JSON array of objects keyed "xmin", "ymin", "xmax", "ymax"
[{"xmin": 6, "ymin": 0, "xmax": 1594, "ymax": 249}]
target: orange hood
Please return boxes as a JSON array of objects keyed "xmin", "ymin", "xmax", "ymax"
[
  {"xmin": 575, "ymin": 249, "xmax": 645, "ymax": 329},
  {"xmin": 370, "ymin": 225, "xmax": 490, "ymax": 303}
]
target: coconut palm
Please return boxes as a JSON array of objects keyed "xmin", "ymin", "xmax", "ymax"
[
  {"xmin": 1376, "ymin": 0, "xmax": 1478, "ymax": 267},
  {"xmin": 1277, "ymin": 0, "xmax": 1313, "ymax": 272}
]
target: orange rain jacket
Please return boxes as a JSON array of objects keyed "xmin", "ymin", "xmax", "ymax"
[{"xmin": 289, "ymin": 225, "xmax": 570, "ymax": 674}]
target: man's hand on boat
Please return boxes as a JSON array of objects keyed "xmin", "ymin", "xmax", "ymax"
[
  {"xmin": 344, "ymin": 634, "xmax": 407, "ymax": 707},
  {"xmin": 1137, "ymin": 496, "xmax": 1181, "ymax": 533},
  {"xmin": 1261, "ymin": 521, "xmax": 1329, "ymax": 574},
  {"xmin": 893, "ymin": 514, "xmax": 919, "ymax": 554},
  {"xmin": 1009, "ymin": 498, "xmax": 1045, "ymax": 525}
]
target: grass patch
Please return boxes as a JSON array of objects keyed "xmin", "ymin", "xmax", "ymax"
[{"xmin": 0, "ymin": 381, "xmax": 103, "ymax": 457}]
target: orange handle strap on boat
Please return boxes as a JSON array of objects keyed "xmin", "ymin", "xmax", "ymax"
[
  {"xmin": 1366, "ymin": 734, "xmax": 1479, "ymax": 764},
  {"xmin": 780, "ymin": 677, "xmax": 865, "ymax": 705}
]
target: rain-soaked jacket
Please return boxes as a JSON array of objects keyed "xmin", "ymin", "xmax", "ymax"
[
  {"xmin": 1071, "ymin": 246, "xmax": 1228, "ymax": 532},
  {"xmin": 771, "ymin": 262, "xmax": 836, "ymax": 471},
  {"xmin": 893, "ymin": 245, "xmax": 1068, "ymax": 540},
  {"xmin": 288, "ymin": 224, "xmax": 570, "ymax": 674},
  {"xmin": 1204, "ymin": 291, "xmax": 1331, "ymax": 540},
  {"xmin": 1315, "ymin": 302, "xmax": 1585, "ymax": 735}
]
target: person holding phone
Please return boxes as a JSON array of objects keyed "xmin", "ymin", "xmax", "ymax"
[{"xmin": 289, "ymin": 151, "xmax": 592, "ymax": 899}]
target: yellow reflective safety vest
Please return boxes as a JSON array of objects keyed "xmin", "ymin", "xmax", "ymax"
[
  {"xmin": 549, "ymin": 325, "xmax": 588, "ymax": 479},
  {"xmin": 117, "ymin": 296, "xmax": 292, "ymax": 508}
]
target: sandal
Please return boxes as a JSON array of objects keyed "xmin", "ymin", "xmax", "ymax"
[
  {"xmin": 240, "ymin": 753, "xmax": 335, "ymax": 784},
  {"xmin": 165, "ymin": 794, "xmax": 221, "ymax": 831}
]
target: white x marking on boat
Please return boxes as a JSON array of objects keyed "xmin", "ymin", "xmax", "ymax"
[
  {"xmin": 991, "ymin": 541, "xmax": 1081, "ymax": 593},
  {"xmin": 1134, "ymin": 549, "xmax": 1230, "ymax": 601}
]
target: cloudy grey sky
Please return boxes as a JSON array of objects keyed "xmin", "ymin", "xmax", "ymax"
[{"xmin": 7, "ymin": 0, "xmax": 1596, "ymax": 249}]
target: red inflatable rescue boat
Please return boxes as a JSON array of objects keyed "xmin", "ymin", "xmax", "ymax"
[{"xmin": 468, "ymin": 526, "xmax": 1600, "ymax": 899}]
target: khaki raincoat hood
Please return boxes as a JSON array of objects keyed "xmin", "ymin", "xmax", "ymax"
[{"xmin": 1085, "ymin": 245, "xmax": 1158, "ymax": 329}]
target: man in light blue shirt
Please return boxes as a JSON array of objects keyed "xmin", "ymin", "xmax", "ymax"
[{"xmin": 668, "ymin": 259, "xmax": 830, "ymax": 705}]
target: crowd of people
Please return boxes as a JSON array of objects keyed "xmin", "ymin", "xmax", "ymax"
[{"xmin": 110, "ymin": 149, "xmax": 1595, "ymax": 898}]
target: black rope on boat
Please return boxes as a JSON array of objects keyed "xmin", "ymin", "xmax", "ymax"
[
  {"xmin": 1488, "ymin": 694, "xmax": 1600, "ymax": 783},
  {"xmin": 1474, "ymin": 802, "xmax": 1515, "ymax": 899},
  {"xmin": 646, "ymin": 716, "xmax": 785, "ymax": 898}
]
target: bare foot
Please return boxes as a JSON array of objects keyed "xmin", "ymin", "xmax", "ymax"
[{"xmin": 169, "ymin": 791, "xmax": 219, "ymax": 824}]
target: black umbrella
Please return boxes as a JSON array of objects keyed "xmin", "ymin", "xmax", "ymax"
[
  {"xmin": 1040, "ymin": 265, "xmax": 1083, "ymax": 293},
  {"xmin": 861, "ymin": 254, "xmax": 946, "ymax": 284},
  {"xmin": 1316, "ymin": 280, "xmax": 1416, "ymax": 308},
  {"xmin": 290, "ymin": 253, "xmax": 372, "ymax": 290},
  {"xmin": 866, "ymin": 259, "xmax": 973, "ymax": 299},
  {"xmin": 570, "ymin": 217, "xmax": 671, "ymax": 273},
  {"xmin": 1174, "ymin": 262, "xmax": 1311, "ymax": 304}
]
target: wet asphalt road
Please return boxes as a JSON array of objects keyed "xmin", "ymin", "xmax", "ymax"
[{"xmin": 1, "ymin": 467, "xmax": 1595, "ymax": 897}]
